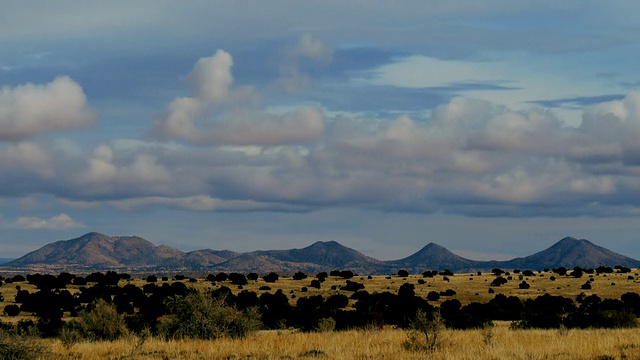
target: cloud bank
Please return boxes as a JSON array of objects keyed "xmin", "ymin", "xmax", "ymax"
[{"xmin": 2, "ymin": 48, "xmax": 640, "ymax": 220}]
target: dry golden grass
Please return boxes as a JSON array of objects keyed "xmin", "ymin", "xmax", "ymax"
[
  {"xmin": 2, "ymin": 270, "xmax": 639, "ymax": 322},
  {"xmin": 194, "ymin": 270, "xmax": 640, "ymax": 305},
  {"xmin": 3, "ymin": 272, "xmax": 640, "ymax": 359},
  {"xmin": 39, "ymin": 325, "xmax": 640, "ymax": 359}
]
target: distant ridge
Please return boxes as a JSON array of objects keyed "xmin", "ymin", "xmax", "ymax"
[
  {"xmin": 503, "ymin": 236, "xmax": 640, "ymax": 269},
  {"xmin": 2, "ymin": 233, "xmax": 639, "ymax": 274},
  {"xmin": 386, "ymin": 243, "xmax": 479, "ymax": 273},
  {"xmin": 4, "ymin": 232, "xmax": 184, "ymax": 268}
]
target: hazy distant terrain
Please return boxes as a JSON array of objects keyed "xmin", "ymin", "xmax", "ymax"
[{"xmin": 2, "ymin": 233, "xmax": 639, "ymax": 274}]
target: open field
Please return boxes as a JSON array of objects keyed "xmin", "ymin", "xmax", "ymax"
[
  {"xmin": 2, "ymin": 270, "xmax": 640, "ymax": 359},
  {"xmin": 2, "ymin": 269, "xmax": 640, "ymax": 323},
  {"xmin": 18, "ymin": 325, "xmax": 640, "ymax": 359}
]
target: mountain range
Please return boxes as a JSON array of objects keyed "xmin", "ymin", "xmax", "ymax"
[{"xmin": 2, "ymin": 232, "xmax": 639, "ymax": 274}]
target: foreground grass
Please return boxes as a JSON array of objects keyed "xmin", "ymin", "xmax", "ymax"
[{"xmin": 40, "ymin": 326, "xmax": 640, "ymax": 360}]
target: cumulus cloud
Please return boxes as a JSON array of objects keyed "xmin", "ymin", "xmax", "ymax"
[
  {"xmin": 0, "ymin": 77, "xmax": 95, "ymax": 140},
  {"xmin": 152, "ymin": 49, "xmax": 325, "ymax": 146},
  {"xmin": 146, "ymin": 91, "xmax": 640, "ymax": 216},
  {"xmin": 5, "ymin": 84, "xmax": 640, "ymax": 218},
  {"xmin": 278, "ymin": 34, "xmax": 333, "ymax": 93},
  {"xmin": 190, "ymin": 107, "xmax": 325, "ymax": 146},
  {"xmin": 80, "ymin": 144, "xmax": 171, "ymax": 196},
  {"xmin": 0, "ymin": 141, "xmax": 54, "ymax": 177},
  {"xmin": 13, "ymin": 213, "xmax": 84, "ymax": 230}
]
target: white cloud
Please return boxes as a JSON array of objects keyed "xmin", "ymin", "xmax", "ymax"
[
  {"xmin": 13, "ymin": 213, "xmax": 85, "ymax": 230},
  {"xmin": 193, "ymin": 107, "xmax": 325, "ymax": 146},
  {"xmin": 187, "ymin": 50, "xmax": 236, "ymax": 104},
  {"xmin": 278, "ymin": 34, "xmax": 333, "ymax": 93},
  {"xmin": 81, "ymin": 144, "xmax": 171, "ymax": 196},
  {"xmin": 0, "ymin": 77, "xmax": 95, "ymax": 140},
  {"xmin": 153, "ymin": 49, "xmax": 325, "ymax": 146},
  {"xmin": 0, "ymin": 142, "xmax": 54, "ymax": 177},
  {"xmin": 4, "ymin": 87, "xmax": 640, "ymax": 218},
  {"xmin": 289, "ymin": 34, "xmax": 333, "ymax": 63}
]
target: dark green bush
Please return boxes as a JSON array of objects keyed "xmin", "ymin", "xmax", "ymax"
[{"xmin": 159, "ymin": 291, "xmax": 260, "ymax": 339}]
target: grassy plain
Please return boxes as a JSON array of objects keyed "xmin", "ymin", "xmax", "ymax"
[
  {"xmin": 2, "ymin": 270, "xmax": 640, "ymax": 359},
  {"xmin": 1, "ymin": 269, "xmax": 640, "ymax": 319}
]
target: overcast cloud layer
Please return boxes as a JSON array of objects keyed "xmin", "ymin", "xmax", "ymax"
[{"xmin": 1, "ymin": 1, "xmax": 640, "ymax": 260}]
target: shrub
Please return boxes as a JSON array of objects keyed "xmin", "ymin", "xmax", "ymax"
[
  {"xmin": 439, "ymin": 289, "xmax": 456, "ymax": 297},
  {"xmin": 398, "ymin": 283, "xmax": 415, "ymax": 297},
  {"xmin": 316, "ymin": 317, "xmax": 336, "ymax": 332},
  {"xmin": 80, "ymin": 299, "xmax": 128, "ymax": 341},
  {"xmin": 263, "ymin": 272, "xmax": 279, "ymax": 283},
  {"xmin": 553, "ymin": 267, "xmax": 568, "ymax": 276},
  {"xmin": 58, "ymin": 327, "xmax": 83, "ymax": 350},
  {"xmin": 316, "ymin": 272, "xmax": 328, "ymax": 282},
  {"xmin": 491, "ymin": 276, "xmax": 508, "ymax": 287},
  {"xmin": 402, "ymin": 310, "xmax": 443, "ymax": 352},
  {"xmin": 340, "ymin": 270, "xmax": 354, "ymax": 279},
  {"xmin": 159, "ymin": 291, "xmax": 260, "ymax": 339},
  {"xmin": 4, "ymin": 304, "xmax": 20, "ymax": 316},
  {"xmin": 422, "ymin": 270, "xmax": 437, "ymax": 278},
  {"xmin": 247, "ymin": 273, "xmax": 259, "ymax": 281},
  {"xmin": 146, "ymin": 275, "xmax": 157, "ymax": 283},
  {"xmin": 426, "ymin": 291, "xmax": 440, "ymax": 302},
  {"xmin": 571, "ymin": 267, "xmax": 584, "ymax": 278},
  {"xmin": 310, "ymin": 280, "xmax": 321, "ymax": 289},
  {"xmin": 519, "ymin": 281, "xmax": 531, "ymax": 289},
  {"xmin": 326, "ymin": 294, "xmax": 349, "ymax": 309},
  {"xmin": 398, "ymin": 270, "xmax": 409, "ymax": 277},
  {"xmin": 292, "ymin": 271, "xmax": 307, "ymax": 280},
  {"xmin": 343, "ymin": 280, "xmax": 364, "ymax": 292},
  {"xmin": 228, "ymin": 273, "xmax": 248, "ymax": 285},
  {"xmin": 522, "ymin": 270, "xmax": 535, "ymax": 277},
  {"xmin": 11, "ymin": 275, "xmax": 25, "ymax": 282}
]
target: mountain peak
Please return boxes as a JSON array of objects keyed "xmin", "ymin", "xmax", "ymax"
[
  {"xmin": 4, "ymin": 233, "xmax": 183, "ymax": 268},
  {"xmin": 558, "ymin": 236, "xmax": 579, "ymax": 243},
  {"xmin": 505, "ymin": 237, "xmax": 640, "ymax": 269}
]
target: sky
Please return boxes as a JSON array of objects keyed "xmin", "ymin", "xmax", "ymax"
[{"xmin": 2, "ymin": 1, "xmax": 640, "ymax": 261}]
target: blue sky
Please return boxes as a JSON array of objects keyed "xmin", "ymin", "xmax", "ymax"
[{"xmin": 2, "ymin": 1, "xmax": 640, "ymax": 261}]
